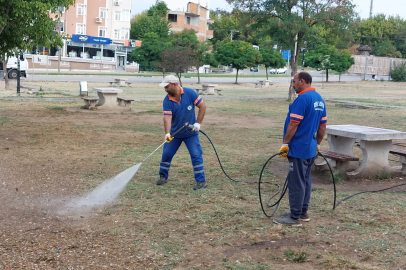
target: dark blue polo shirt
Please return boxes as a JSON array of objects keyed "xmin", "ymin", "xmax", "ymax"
[
  {"xmin": 163, "ymin": 87, "xmax": 204, "ymax": 138},
  {"xmin": 283, "ymin": 88, "xmax": 327, "ymax": 159}
]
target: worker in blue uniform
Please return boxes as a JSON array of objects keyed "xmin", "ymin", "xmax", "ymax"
[
  {"xmin": 157, "ymin": 75, "xmax": 207, "ymax": 190},
  {"xmin": 274, "ymin": 71, "xmax": 327, "ymax": 226}
]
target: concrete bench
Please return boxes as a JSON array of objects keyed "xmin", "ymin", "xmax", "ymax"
[
  {"xmin": 125, "ymin": 81, "xmax": 131, "ymax": 86},
  {"xmin": 254, "ymin": 82, "xmax": 262, "ymax": 88},
  {"xmin": 117, "ymin": 97, "xmax": 134, "ymax": 108},
  {"xmin": 389, "ymin": 148, "xmax": 406, "ymax": 171},
  {"xmin": 315, "ymin": 150, "xmax": 360, "ymax": 173},
  {"xmin": 82, "ymin": 97, "xmax": 99, "ymax": 110},
  {"xmin": 319, "ymin": 150, "xmax": 360, "ymax": 162}
]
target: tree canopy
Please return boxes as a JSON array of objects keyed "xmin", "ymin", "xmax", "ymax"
[
  {"xmin": 228, "ymin": 0, "xmax": 356, "ymax": 99},
  {"xmin": 0, "ymin": 0, "xmax": 74, "ymax": 89},
  {"xmin": 130, "ymin": 2, "xmax": 170, "ymax": 41},
  {"xmin": 215, "ymin": 40, "xmax": 261, "ymax": 83},
  {"xmin": 306, "ymin": 44, "xmax": 354, "ymax": 82}
]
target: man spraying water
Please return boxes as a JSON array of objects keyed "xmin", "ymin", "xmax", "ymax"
[{"xmin": 157, "ymin": 75, "xmax": 208, "ymax": 190}]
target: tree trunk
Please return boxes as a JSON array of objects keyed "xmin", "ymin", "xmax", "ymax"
[
  {"xmin": 197, "ymin": 68, "xmax": 200, "ymax": 84},
  {"xmin": 235, "ymin": 69, "xmax": 239, "ymax": 84},
  {"xmin": 288, "ymin": 34, "xmax": 304, "ymax": 101},
  {"xmin": 176, "ymin": 73, "xmax": 182, "ymax": 87},
  {"xmin": 266, "ymin": 67, "xmax": 268, "ymax": 80},
  {"xmin": 326, "ymin": 69, "xmax": 329, "ymax": 82},
  {"xmin": 339, "ymin": 73, "xmax": 342, "ymax": 82},
  {"xmin": 2, "ymin": 59, "xmax": 10, "ymax": 90}
]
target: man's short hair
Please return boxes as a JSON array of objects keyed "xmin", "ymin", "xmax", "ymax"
[{"xmin": 297, "ymin": 72, "xmax": 312, "ymax": 84}]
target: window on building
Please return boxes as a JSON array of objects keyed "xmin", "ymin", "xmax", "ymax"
[
  {"xmin": 115, "ymin": 11, "xmax": 121, "ymax": 21},
  {"xmin": 120, "ymin": 28, "xmax": 129, "ymax": 40},
  {"xmin": 187, "ymin": 17, "xmax": 191, "ymax": 24},
  {"xmin": 77, "ymin": 5, "xmax": 86, "ymax": 16},
  {"xmin": 56, "ymin": 6, "xmax": 65, "ymax": 13},
  {"xmin": 54, "ymin": 21, "xmax": 65, "ymax": 32},
  {"xmin": 114, "ymin": 29, "xmax": 120, "ymax": 39},
  {"xmin": 168, "ymin": 14, "xmax": 177, "ymax": 23},
  {"xmin": 99, "ymin": 27, "xmax": 106, "ymax": 37},
  {"xmin": 122, "ymin": 10, "xmax": 130, "ymax": 21},
  {"xmin": 76, "ymin": 24, "xmax": 85, "ymax": 35},
  {"xmin": 100, "ymin": 8, "xmax": 107, "ymax": 19}
]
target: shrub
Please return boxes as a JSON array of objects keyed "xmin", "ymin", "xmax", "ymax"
[{"xmin": 390, "ymin": 62, "xmax": 406, "ymax": 82}]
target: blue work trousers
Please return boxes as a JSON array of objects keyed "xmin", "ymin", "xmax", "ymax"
[
  {"xmin": 159, "ymin": 135, "xmax": 205, "ymax": 182},
  {"xmin": 287, "ymin": 156, "xmax": 316, "ymax": 219}
]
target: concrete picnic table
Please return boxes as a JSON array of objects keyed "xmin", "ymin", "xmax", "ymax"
[
  {"xmin": 326, "ymin": 124, "xmax": 406, "ymax": 177},
  {"xmin": 201, "ymin": 84, "xmax": 218, "ymax": 95},
  {"xmin": 93, "ymin": 87, "xmax": 123, "ymax": 109}
]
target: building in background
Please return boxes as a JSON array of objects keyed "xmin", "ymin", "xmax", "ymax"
[
  {"xmin": 167, "ymin": 2, "xmax": 213, "ymax": 41},
  {"xmin": 26, "ymin": 0, "xmax": 137, "ymax": 71}
]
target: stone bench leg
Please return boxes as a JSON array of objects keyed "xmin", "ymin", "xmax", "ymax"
[
  {"xmin": 84, "ymin": 100, "xmax": 98, "ymax": 110},
  {"xmin": 400, "ymin": 156, "xmax": 406, "ymax": 172}
]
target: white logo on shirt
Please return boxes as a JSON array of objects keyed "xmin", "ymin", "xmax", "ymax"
[
  {"xmin": 314, "ymin": 101, "xmax": 325, "ymax": 111},
  {"xmin": 187, "ymin": 105, "xmax": 192, "ymax": 110}
]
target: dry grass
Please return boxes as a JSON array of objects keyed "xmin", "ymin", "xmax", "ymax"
[{"xmin": 0, "ymin": 80, "xmax": 406, "ymax": 269}]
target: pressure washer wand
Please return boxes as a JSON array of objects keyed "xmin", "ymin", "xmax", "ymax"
[{"xmin": 141, "ymin": 124, "xmax": 189, "ymax": 163}]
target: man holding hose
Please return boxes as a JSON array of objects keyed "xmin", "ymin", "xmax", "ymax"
[
  {"xmin": 274, "ymin": 71, "xmax": 327, "ymax": 226},
  {"xmin": 157, "ymin": 75, "xmax": 207, "ymax": 190}
]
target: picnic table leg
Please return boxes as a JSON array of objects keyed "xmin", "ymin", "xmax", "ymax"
[
  {"xmin": 326, "ymin": 134, "xmax": 357, "ymax": 171},
  {"xmin": 347, "ymin": 140, "xmax": 392, "ymax": 177},
  {"xmin": 96, "ymin": 92, "xmax": 118, "ymax": 109},
  {"xmin": 327, "ymin": 134, "xmax": 356, "ymax": 156}
]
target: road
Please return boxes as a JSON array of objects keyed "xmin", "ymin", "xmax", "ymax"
[{"xmin": 21, "ymin": 69, "xmax": 364, "ymax": 84}]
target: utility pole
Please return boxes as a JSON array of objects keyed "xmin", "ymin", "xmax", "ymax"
[
  {"xmin": 369, "ymin": 0, "xmax": 373, "ymax": 18},
  {"xmin": 17, "ymin": 51, "xmax": 21, "ymax": 96}
]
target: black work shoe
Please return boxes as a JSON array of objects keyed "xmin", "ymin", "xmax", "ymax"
[
  {"xmin": 193, "ymin": 181, "xmax": 207, "ymax": 190},
  {"xmin": 156, "ymin": 175, "xmax": 167, "ymax": 185}
]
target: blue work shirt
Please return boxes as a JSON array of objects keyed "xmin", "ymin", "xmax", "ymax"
[
  {"xmin": 283, "ymin": 88, "xmax": 327, "ymax": 159},
  {"xmin": 163, "ymin": 87, "xmax": 204, "ymax": 138}
]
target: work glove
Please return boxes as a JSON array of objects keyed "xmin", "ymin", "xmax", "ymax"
[
  {"xmin": 192, "ymin": 123, "xmax": 201, "ymax": 132},
  {"xmin": 279, "ymin": 144, "xmax": 289, "ymax": 158},
  {"xmin": 317, "ymin": 144, "xmax": 320, "ymax": 154},
  {"xmin": 165, "ymin": 133, "xmax": 173, "ymax": 143}
]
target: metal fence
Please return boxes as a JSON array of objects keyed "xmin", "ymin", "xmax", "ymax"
[{"xmin": 348, "ymin": 55, "xmax": 406, "ymax": 79}]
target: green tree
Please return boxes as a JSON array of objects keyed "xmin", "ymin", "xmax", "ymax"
[
  {"xmin": 306, "ymin": 45, "xmax": 337, "ymax": 82},
  {"xmin": 230, "ymin": 0, "xmax": 356, "ymax": 100},
  {"xmin": 190, "ymin": 41, "xmax": 211, "ymax": 84},
  {"xmin": 0, "ymin": 0, "xmax": 74, "ymax": 89},
  {"xmin": 130, "ymin": 2, "xmax": 170, "ymax": 41},
  {"xmin": 130, "ymin": 32, "xmax": 170, "ymax": 71},
  {"xmin": 170, "ymin": 29, "xmax": 199, "ymax": 51},
  {"xmin": 306, "ymin": 45, "xmax": 354, "ymax": 82},
  {"xmin": 215, "ymin": 40, "xmax": 261, "ymax": 83},
  {"xmin": 258, "ymin": 44, "xmax": 285, "ymax": 80},
  {"xmin": 334, "ymin": 50, "xmax": 355, "ymax": 81},
  {"xmin": 160, "ymin": 46, "xmax": 192, "ymax": 86},
  {"xmin": 357, "ymin": 14, "xmax": 405, "ymax": 57},
  {"xmin": 391, "ymin": 62, "xmax": 406, "ymax": 82}
]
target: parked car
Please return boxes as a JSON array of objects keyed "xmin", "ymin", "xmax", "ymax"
[
  {"xmin": 276, "ymin": 67, "xmax": 287, "ymax": 74},
  {"xmin": 250, "ymin": 66, "xmax": 258, "ymax": 72},
  {"xmin": 269, "ymin": 68, "xmax": 277, "ymax": 74},
  {"xmin": 269, "ymin": 67, "xmax": 287, "ymax": 74}
]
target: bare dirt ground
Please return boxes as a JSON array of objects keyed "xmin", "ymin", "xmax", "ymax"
[{"xmin": 1, "ymin": 80, "xmax": 406, "ymax": 269}]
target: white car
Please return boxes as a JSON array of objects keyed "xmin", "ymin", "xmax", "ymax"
[
  {"xmin": 269, "ymin": 68, "xmax": 277, "ymax": 74},
  {"xmin": 269, "ymin": 67, "xmax": 287, "ymax": 74},
  {"xmin": 276, "ymin": 67, "xmax": 287, "ymax": 74}
]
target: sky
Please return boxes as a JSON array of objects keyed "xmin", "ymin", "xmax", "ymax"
[{"xmin": 131, "ymin": 0, "xmax": 406, "ymax": 19}]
